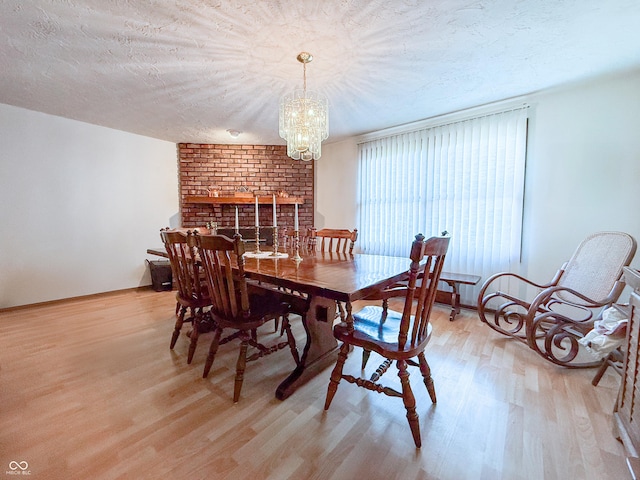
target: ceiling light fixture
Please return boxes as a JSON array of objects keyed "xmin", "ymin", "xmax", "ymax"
[
  {"xmin": 226, "ymin": 129, "xmax": 241, "ymax": 138},
  {"xmin": 279, "ymin": 52, "xmax": 329, "ymax": 161}
]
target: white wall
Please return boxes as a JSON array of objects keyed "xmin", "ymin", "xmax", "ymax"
[
  {"xmin": 317, "ymin": 70, "xmax": 640, "ymax": 293},
  {"xmin": 522, "ymin": 71, "xmax": 640, "ymax": 283},
  {"xmin": 314, "ymin": 139, "xmax": 359, "ymax": 232},
  {"xmin": 4, "ymin": 69, "xmax": 638, "ymax": 308},
  {"xmin": 0, "ymin": 104, "xmax": 179, "ymax": 308}
]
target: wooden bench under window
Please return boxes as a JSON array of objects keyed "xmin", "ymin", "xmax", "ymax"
[{"xmin": 436, "ymin": 272, "xmax": 481, "ymax": 321}]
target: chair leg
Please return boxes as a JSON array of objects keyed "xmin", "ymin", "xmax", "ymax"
[
  {"xmin": 203, "ymin": 328, "xmax": 223, "ymax": 378},
  {"xmin": 234, "ymin": 339, "xmax": 249, "ymax": 403},
  {"xmin": 282, "ymin": 316, "xmax": 300, "ymax": 365},
  {"xmin": 362, "ymin": 349, "xmax": 371, "ymax": 370},
  {"xmin": 398, "ymin": 359, "xmax": 421, "ymax": 448},
  {"xmin": 417, "ymin": 352, "xmax": 437, "ymax": 403},
  {"xmin": 187, "ymin": 316, "xmax": 200, "ymax": 364},
  {"xmin": 324, "ymin": 342, "xmax": 350, "ymax": 410},
  {"xmin": 592, "ymin": 357, "xmax": 611, "ymax": 387},
  {"xmin": 170, "ymin": 306, "xmax": 187, "ymax": 349}
]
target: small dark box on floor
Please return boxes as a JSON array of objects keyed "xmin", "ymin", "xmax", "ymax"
[{"xmin": 147, "ymin": 260, "xmax": 172, "ymax": 291}]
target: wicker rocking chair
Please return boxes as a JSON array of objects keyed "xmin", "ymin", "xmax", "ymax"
[{"xmin": 477, "ymin": 231, "xmax": 636, "ymax": 367}]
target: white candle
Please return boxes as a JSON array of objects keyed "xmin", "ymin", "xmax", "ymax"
[
  {"xmin": 294, "ymin": 203, "xmax": 299, "ymax": 231},
  {"xmin": 272, "ymin": 194, "xmax": 277, "ymax": 227},
  {"xmin": 255, "ymin": 196, "xmax": 259, "ymax": 227},
  {"xmin": 235, "ymin": 206, "xmax": 239, "ymax": 232}
]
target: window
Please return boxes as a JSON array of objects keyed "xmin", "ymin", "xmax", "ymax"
[{"xmin": 357, "ymin": 107, "xmax": 528, "ymax": 305}]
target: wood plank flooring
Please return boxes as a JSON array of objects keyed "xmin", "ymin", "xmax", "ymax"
[{"xmin": 0, "ymin": 289, "xmax": 630, "ymax": 479}]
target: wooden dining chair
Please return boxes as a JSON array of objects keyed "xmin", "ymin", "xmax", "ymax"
[
  {"xmin": 282, "ymin": 227, "xmax": 313, "ymax": 250},
  {"xmin": 194, "ymin": 232, "xmax": 300, "ymax": 403},
  {"xmin": 160, "ymin": 228, "xmax": 212, "ymax": 364},
  {"xmin": 324, "ymin": 233, "xmax": 450, "ymax": 448},
  {"xmin": 310, "ymin": 228, "xmax": 358, "ymax": 253},
  {"xmin": 162, "ymin": 226, "xmax": 211, "ymax": 316},
  {"xmin": 270, "ymin": 226, "xmax": 321, "ymax": 335},
  {"xmin": 308, "ymin": 228, "xmax": 359, "ymax": 321}
]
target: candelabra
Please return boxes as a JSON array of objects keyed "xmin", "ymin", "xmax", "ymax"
[
  {"xmin": 270, "ymin": 226, "xmax": 279, "ymax": 256},
  {"xmin": 292, "ymin": 229, "xmax": 303, "ymax": 262}
]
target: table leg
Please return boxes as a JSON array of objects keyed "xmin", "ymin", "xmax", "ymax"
[
  {"xmin": 445, "ymin": 280, "xmax": 460, "ymax": 321},
  {"xmin": 436, "ymin": 278, "xmax": 460, "ymax": 322},
  {"xmin": 276, "ymin": 295, "xmax": 339, "ymax": 400}
]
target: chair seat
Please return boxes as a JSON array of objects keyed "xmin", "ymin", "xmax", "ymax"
[
  {"xmin": 209, "ymin": 287, "xmax": 289, "ymax": 330},
  {"xmin": 247, "ymin": 287, "xmax": 290, "ymax": 322},
  {"xmin": 177, "ymin": 283, "xmax": 210, "ymax": 306},
  {"xmin": 334, "ymin": 305, "xmax": 432, "ymax": 359}
]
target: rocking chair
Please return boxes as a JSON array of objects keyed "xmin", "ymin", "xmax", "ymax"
[{"xmin": 477, "ymin": 231, "xmax": 636, "ymax": 367}]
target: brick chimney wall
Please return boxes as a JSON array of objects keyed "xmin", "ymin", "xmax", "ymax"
[{"xmin": 178, "ymin": 143, "xmax": 314, "ymax": 231}]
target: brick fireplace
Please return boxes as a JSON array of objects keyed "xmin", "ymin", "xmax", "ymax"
[{"xmin": 178, "ymin": 143, "xmax": 314, "ymax": 232}]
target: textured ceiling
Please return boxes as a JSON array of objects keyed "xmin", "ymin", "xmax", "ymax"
[{"xmin": 1, "ymin": 0, "xmax": 639, "ymax": 146}]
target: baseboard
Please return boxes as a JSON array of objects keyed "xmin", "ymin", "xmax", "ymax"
[{"xmin": 0, "ymin": 286, "xmax": 157, "ymax": 313}]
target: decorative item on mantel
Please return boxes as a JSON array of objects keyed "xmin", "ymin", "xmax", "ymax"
[
  {"xmin": 206, "ymin": 221, "xmax": 218, "ymax": 234},
  {"xmin": 234, "ymin": 186, "xmax": 253, "ymax": 198},
  {"xmin": 206, "ymin": 186, "xmax": 219, "ymax": 197},
  {"xmin": 276, "ymin": 190, "xmax": 289, "ymax": 198}
]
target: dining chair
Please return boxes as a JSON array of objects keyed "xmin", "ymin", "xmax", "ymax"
[
  {"xmin": 194, "ymin": 232, "xmax": 300, "ymax": 403},
  {"xmin": 477, "ymin": 231, "xmax": 636, "ymax": 367},
  {"xmin": 217, "ymin": 227, "xmax": 274, "ymax": 247},
  {"xmin": 282, "ymin": 227, "xmax": 313, "ymax": 250},
  {"xmin": 160, "ymin": 228, "xmax": 212, "ymax": 364},
  {"xmin": 310, "ymin": 228, "xmax": 358, "ymax": 254},
  {"xmin": 164, "ymin": 227, "xmax": 211, "ymax": 315},
  {"xmin": 308, "ymin": 228, "xmax": 358, "ymax": 321},
  {"xmin": 324, "ymin": 233, "xmax": 450, "ymax": 448}
]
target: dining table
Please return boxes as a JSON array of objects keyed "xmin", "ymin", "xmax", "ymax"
[
  {"xmin": 148, "ymin": 243, "xmax": 413, "ymax": 400},
  {"xmin": 242, "ymin": 248, "xmax": 414, "ymax": 399}
]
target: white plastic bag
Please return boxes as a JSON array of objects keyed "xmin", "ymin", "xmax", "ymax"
[{"xmin": 578, "ymin": 306, "xmax": 627, "ymax": 360}]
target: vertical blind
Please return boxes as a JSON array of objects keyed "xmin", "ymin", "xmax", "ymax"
[{"xmin": 357, "ymin": 107, "xmax": 528, "ymax": 305}]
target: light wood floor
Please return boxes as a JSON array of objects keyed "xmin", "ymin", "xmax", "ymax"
[{"xmin": 0, "ymin": 289, "xmax": 630, "ymax": 480}]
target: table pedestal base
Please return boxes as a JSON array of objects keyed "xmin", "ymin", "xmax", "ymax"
[{"xmin": 276, "ymin": 296, "xmax": 339, "ymax": 400}]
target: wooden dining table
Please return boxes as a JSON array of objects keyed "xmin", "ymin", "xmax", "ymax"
[
  {"xmin": 242, "ymin": 249, "xmax": 413, "ymax": 399},
  {"xmin": 148, "ymin": 244, "xmax": 413, "ymax": 399}
]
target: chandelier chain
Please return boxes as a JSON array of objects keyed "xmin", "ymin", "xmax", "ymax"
[{"xmin": 303, "ymin": 61, "xmax": 307, "ymax": 93}]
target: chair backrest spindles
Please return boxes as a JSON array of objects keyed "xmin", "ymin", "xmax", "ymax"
[
  {"xmin": 311, "ymin": 228, "xmax": 358, "ymax": 253},
  {"xmin": 195, "ymin": 232, "xmax": 250, "ymax": 321},
  {"xmin": 160, "ymin": 228, "xmax": 207, "ymax": 302},
  {"xmin": 282, "ymin": 227, "xmax": 313, "ymax": 250},
  {"xmin": 400, "ymin": 234, "xmax": 450, "ymax": 349}
]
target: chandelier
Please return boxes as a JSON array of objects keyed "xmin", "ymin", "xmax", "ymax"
[{"xmin": 279, "ymin": 52, "xmax": 329, "ymax": 161}]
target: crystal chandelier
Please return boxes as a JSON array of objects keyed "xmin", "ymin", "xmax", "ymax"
[{"xmin": 279, "ymin": 52, "xmax": 329, "ymax": 161}]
